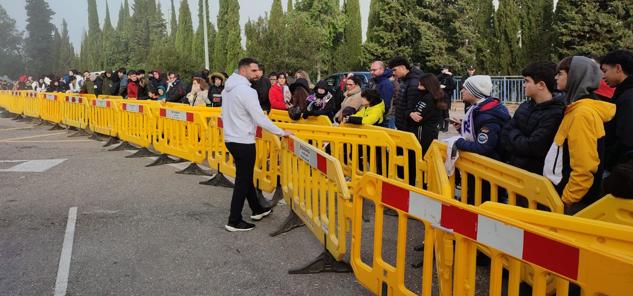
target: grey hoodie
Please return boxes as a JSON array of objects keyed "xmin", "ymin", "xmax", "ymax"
[
  {"xmin": 221, "ymin": 73, "xmax": 285, "ymax": 144},
  {"xmin": 567, "ymin": 56, "xmax": 602, "ymax": 102}
]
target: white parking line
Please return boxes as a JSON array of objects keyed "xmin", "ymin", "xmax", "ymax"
[{"xmin": 54, "ymin": 207, "xmax": 78, "ymax": 296}]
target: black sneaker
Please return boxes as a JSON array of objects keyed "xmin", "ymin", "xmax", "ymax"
[
  {"xmin": 250, "ymin": 208, "xmax": 273, "ymax": 221},
  {"xmin": 225, "ymin": 221, "xmax": 255, "ymax": 232}
]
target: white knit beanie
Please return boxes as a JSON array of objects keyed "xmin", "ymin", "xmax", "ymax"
[{"xmin": 463, "ymin": 75, "xmax": 493, "ymax": 100}]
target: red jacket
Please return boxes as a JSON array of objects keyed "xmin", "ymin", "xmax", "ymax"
[
  {"xmin": 127, "ymin": 80, "xmax": 138, "ymax": 99},
  {"xmin": 269, "ymin": 83, "xmax": 287, "ymax": 110}
]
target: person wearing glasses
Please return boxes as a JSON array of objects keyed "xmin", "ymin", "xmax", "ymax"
[
  {"xmin": 367, "ymin": 60, "xmax": 395, "ymax": 128},
  {"xmin": 334, "ymin": 75, "xmax": 363, "ymax": 123}
]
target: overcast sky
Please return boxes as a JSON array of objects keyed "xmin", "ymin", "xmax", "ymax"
[{"xmin": 1, "ymin": 0, "xmax": 371, "ymax": 50}]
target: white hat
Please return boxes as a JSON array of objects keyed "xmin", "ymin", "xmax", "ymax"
[{"xmin": 463, "ymin": 75, "xmax": 493, "ymax": 99}]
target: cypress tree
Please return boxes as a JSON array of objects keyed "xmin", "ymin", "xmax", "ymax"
[
  {"xmin": 192, "ymin": 0, "xmax": 214, "ymax": 69},
  {"xmin": 128, "ymin": 0, "xmax": 153, "ymax": 69},
  {"xmin": 175, "ymin": 0, "xmax": 194, "ymax": 73},
  {"xmin": 58, "ymin": 20, "xmax": 77, "ymax": 72},
  {"xmin": 245, "ymin": 17, "xmax": 268, "ymax": 64},
  {"xmin": 101, "ymin": 1, "xmax": 116, "ymax": 70},
  {"xmin": 113, "ymin": 0, "xmax": 131, "ymax": 68},
  {"xmin": 267, "ymin": 0, "xmax": 284, "ymax": 70},
  {"xmin": 521, "ymin": 0, "xmax": 554, "ymax": 65},
  {"xmin": 363, "ymin": 0, "xmax": 418, "ymax": 64},
  {"xmin": 0, "ymin": 4, "xmax": 24, "ymax": 79},
  {"xmin": 493, "ymin": 0, "xmax": 522, "ymax": 75},
  {"xmin": 213, "ymin": 0, "xmax": 228, "ymax": 71},
  {"xmin": 341, "ymin": 0, "xmax": 363, "ymax": 70},
  {"xmin": 79, "ymin": 31, "xmax": 89, "ymax": 70},
  {"xmin": 553, "ymin": 0, "xmax": 633, "ymax": 60},
  {"xmin": 51, "ymin": 28, "xmax": 62, "ymax": 73},
  {"xmin": 24, "ymin": 0, "xmax": 55, "ymax": 76},
  {"xmin": 86, "ymin": 0, "xmax": 101, "ymax": 69},
  {"xmin": 472, "ymin": 0, "xmax": 495, "ymax": 74},
  {"xmin": 415, "ymin": 0, "xmax": 453, "ymax": 71},
  {"xmin": 224, "ymin": 0, "xmax": 242, "ymax": 73},
  {"xmin": 169, "ymin": 0, "xmax": 178, "ymax": 40},
  {"xmin": 287, "ymin": 0, "xmax": 293, "ymax": 13}
]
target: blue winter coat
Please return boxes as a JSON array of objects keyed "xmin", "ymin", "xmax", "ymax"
[{"xmin": 456, "ymin": 97, "xmax": 511, "ymax": 160}]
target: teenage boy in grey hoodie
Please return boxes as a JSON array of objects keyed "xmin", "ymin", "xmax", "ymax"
[{"xmin": 222, "ymin": 57, "xmax": 292, "ymax": 232}]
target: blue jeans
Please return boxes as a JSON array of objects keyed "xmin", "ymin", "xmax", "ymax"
[{"xmin": 382, "ymin": 116, "xmax": 396, "ymax": 129}]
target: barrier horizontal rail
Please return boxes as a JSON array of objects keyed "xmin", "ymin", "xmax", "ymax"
[
  {"xmin": 352, "ymin": 174, "xmax": 633, "ymax": 296},
  {"xmin": 268, "ymin": 109, "xmax": 333, "ymax": 126},
  {"xmin": 574, "ymin": 194, "xmax": 633, "ymax": 227}
]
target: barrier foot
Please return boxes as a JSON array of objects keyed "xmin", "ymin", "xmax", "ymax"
[
  {"xmin": 66, "ymin": 126, "xmax": 78, "ymax": 132},
  {"xmin": 32, "ymin": 119, "xmax": 44, "ymax": 125},
  {"xmin": 12, "ymin": 115, "xmax": 24, "ymax": 121},
  {"xmin": 102, "ymin": 137, "xmax": 120, "ymax": 147},
  {"xmin": 126, "ymin": 148, "xmax": 159, "ymax": 158},
  {"xmin": 288, "ymin": 251, "xmax": 352, "ymax": 274},
  {"xmin": 109, "ymin": 141, "xmax": 138, "ymax": 151},
  {"xmin": 146, "ymin": 154, "xmax": 184, "ymax": 167},
  {"xmin": 49, "ymin": 124, "xmax": 65, "ymax": 131},
  {"xmin": 175, "ymin": 163, "xmax": 213, "ymax": 176},
  {"xmin": 69, "ymin": 129, "xmax": 91, "ymax": 137},
  {"xmin": 0, "ymin": 111, "xmax": 14, "ymax": 118},
  {"xmin": 270, "ymin": 211, "xmax": 304, "ymax": 237},
  {"xmin": 257, "ymin": 186, "xmax": 283, "ymax": 209},
  {"xmin": 198, "ymin": 173, "xmax": 234, "ymax": 187},
  {"xmin": 89, "ymin": 133, "xmax": 104, "ymax": 141}
]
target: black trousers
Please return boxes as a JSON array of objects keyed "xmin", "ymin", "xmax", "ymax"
[{"xmin": 225, "ymin": 142, "xmax": 264, "ymax": 224}]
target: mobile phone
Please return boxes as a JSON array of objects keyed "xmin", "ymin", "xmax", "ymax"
[{"xmin": 448, "ymin": 118, "xmax": 460, "ymax": 124}]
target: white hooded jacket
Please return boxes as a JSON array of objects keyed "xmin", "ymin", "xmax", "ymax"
[{"xmin": 221, "ymin": 73, "xmax": 285, "ymax": 144}]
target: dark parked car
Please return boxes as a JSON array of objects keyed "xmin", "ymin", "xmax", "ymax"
[{"xmin": 325, "ymin": 71, "xmax": 371, "ymax": 92}]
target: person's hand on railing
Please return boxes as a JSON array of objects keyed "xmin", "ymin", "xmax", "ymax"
[{"xmin": 282, "ymin": 130, "xmax": 294, "ymax": 137}]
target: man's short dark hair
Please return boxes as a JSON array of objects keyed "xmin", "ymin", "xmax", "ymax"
[
  {"xmin": 521, "ymin": 61, "xmax": 558, "ymax": 93},
  {"xmin": 167, "ymin": 71, "xmax": 178, "ymax": 78},
  {"xmin": 128, "ymin": 70, "xmax": 137, "ymax": 75},
  {"xmin": 137, "ymin": 69, "xmax": 145, "ymax": 75},
  {"xmin": 600, "ymin": 49, "xmax": 633, "ymax": 76},
  {"xmin": 268, "ymin": 72, "xmax": 277, "ymax": 78},
  {"xmin": 117, "ymin": 67, "xmax": 127, "ymax": 74},
  {"xmin": 348, "ymin": 75, "xmax": 362, "ymax": 86},
  {"xmin": 238, "ymin": 57, "xmax": 259, "ymax": 69},
  {"xmin": 361, "ymin": 89, "xmax": 382, "ymax": 106},
  {"xmin": 388, "ymin": 56, "xmax": 410, "ymax": 70}
]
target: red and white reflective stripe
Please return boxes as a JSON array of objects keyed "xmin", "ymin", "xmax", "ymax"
[
  {"xmin": 65, "ymin": 96, "xmax": 82, "ymax": 103},
  {"xmin": 380, "ymin": 182, "xmax": 580, "ymax": 280},
  {"xmin": 122, "ymin": 103, "xmax": 143, "ymax": 113},
  {"xmin": 159, "ymin": 108, "xmax": 193, "ymax": 122},
  {"xmin": 28, "ymin": 93, "xmax": 36, "ymax": 98},
  {"xmin": 287, "ymin": 138, "xmax": 327, "ymax": 174},
  {"xmin": 217, "ymin": 117, "xmax": 223, "ymax": 128},
  {"xmin": 92, "ymin": 99, "xmax": 110, "ymax": 108},
  {"xmin": 45, "ymin": 94, "xmax": 56, "ymax": 101}
]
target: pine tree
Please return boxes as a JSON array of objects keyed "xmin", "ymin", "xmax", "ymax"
[
  {"xmin": 175, "ymin": 0, "xmax": 194, "ymax": 73},
  {"xmin": 245, "ymin": 16, "xmax": 268, "ymax": 64},
  {"xmin": 169, "ymin": 0, "xmax": 178, "ymax": 40},
  {"xmin": 473, "ymin": 0, "xmax": 495, "ymax": 73},
  {"xmin": 553, "ymin": 0, "xmax": 633, "ymax": 60},
  {"xmin": 0, "ymin": 4, "xmax": 24, "ymax": 79},
  {"xmin": 112, "ymin": 0, "xmax": 131, "ymax": 68},
  {"xmin": 340, "ymin": 0, "xmax": 363, "ymax": 70},
  {"xmin": 51, "ymin": 28, "xmax": 62, "ymax": 74},
  {"xmin": 24, "ymin": 0, "xmax": 55, "ymax": 76},
  {"xmin": 415, "ymin": 0, "xmax": 453, "ymax": 71},
  {"xmin": 363, "ymin": 0, "xmax": 419, "ymax": 64},
  {"xmin": 521, "ymin": 0, "xmax": 554, "ymax": 65},
  {"xmin": 283, "ymin": 10, "xmax": 319, "ymax": 72},
  {"xmin": 86, "ymin": 0, "xmax": 101, "ymax": 69},
  {"xmin": 213, "ymin": 0, "xmax": 228, "ymax": 71},
  {"xmin": 493, "ymin": 0, "xmax": 522, "ymax": 75},
  {"xmin": 79, "ymin": 31, "xmax": 89, "ymax": 70},
  {"xmin": 128, "ymin": 0, "xmax": 154, "ymax": 69},
  {"xmin": 224, "ymin": 0, "xmax": 242, "ymax": 73}
]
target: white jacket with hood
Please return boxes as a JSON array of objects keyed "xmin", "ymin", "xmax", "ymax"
[{"xmin": 221, "ymin": 73, "xmax": 285, "ymax": 144}]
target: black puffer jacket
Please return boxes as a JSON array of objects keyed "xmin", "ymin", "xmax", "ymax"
[
  {"xmin": 605, "ymin": 76, "xmax": 633, "ymax": 170},
  {"xmin": 395, "ymin": 67, "xmax": 423, "ymax": 131},
  {"xmin": 501, "ymin": 94, "xmax": 566, "ymax": 174}
]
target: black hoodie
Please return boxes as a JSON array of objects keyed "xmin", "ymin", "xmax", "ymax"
[
  {"xmin": 605, "ymin": 76, "xmax": 633, "ymax": 170},
  {"xmin": 395, "ymin": 67, "xmax": 423, "ymax": 131}
]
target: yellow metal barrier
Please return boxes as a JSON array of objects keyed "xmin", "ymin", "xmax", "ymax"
[
  {"xmin": 40, "ymin": 93, "xmax": 63, "ymax": 124},
  {"xmin": 119, "ymin": 101, "xmax": 160, "ymax": 148},
  {"xmin": 575, "ymin": 194, "xmax": 633, "ymax": 226},
  {"xmin": 62, "ymin": 94, "xmax": 92, "ymax": 129},
  {"xmin": 433, "ymin": 141, "xmax": 564, "ymax": 213},
  {"xmin": 278, "ymin": 135, "xmax": 352, "ymax": 270},
  {"xmin": 151, "ymin": 106, "xmax": 210, "ymax": 164},
  {"xmin": 88, "ymin": 97, "xmax": 120, "ymax": 137},
  {"xmin": 351, "ymin": 174, "xmax": 633, "ymax": 296},
  {"xmin": 205, "ymin": 115, "xmax": 281, "ymax": 193},
  {"xmin": 342, "ymin": 123, "xmax": 427, "ymax": 187},
  {"xmin": 0, "ymin": 90, "xmax": 9, "ymax": 109},
  {"xmin": 268, "ymin": 109, "xmax": 332, "ymax": 126},
  {"xmin": 97, "ymin": 95, "xmax": 124, "ymax": 100},
  {"xmin": 23, "ymin": 92, "xmax": 40, "ymax": 118},
  {"xmin": 7, "ymin": 91, "xmax": 24, "ymax": 115},
  {"xmin": 275, "ymin": 122, "xmax": 397, "ymax": 190}
]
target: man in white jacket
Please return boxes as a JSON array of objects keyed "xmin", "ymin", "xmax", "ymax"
[{"xmin": 222, "ymin": 57, "xmax": 292, "ymax": 232}]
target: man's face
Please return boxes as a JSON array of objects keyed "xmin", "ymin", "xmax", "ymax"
[
  {"xmin": 370, "ymin": 62, "xmax": 384, "ymax": 78},
  {"xmin": 168, "ymin": 74, "xmax": 176, "ymax": 82},
  {"xmin": 269, "ymin": 75, "xmax": 277, "ymax": 84},
  {"xmin": 467, "ymin": 69, "xmax": 476, "ymax": 76},
  {"xmin": 241, "ymin": 63, "xmax": 260, "ymax": 81},
  {"xmin": 601, "ymin": 64, "xmax": 625, "ymax": 87},
  {"xmin": 461, "ymin": 87, "xmax": 478, "ymax": 104},
  {"xmin": 392, "ymin": 65, "xmax": 407, "ymax": 78},
  {"xmin": 555, "ymin": 70, "xmax": 568, "ymax": 91},
  {"xmin": 130, "ymin": 74, "xmax": 137, "ymax": 81},
  {"xmin": 153, "ymin": 72, "xmax": 160, "ymax": 79}
]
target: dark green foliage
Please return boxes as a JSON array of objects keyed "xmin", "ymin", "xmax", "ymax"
[
  {"xmin": 340, "ymin": 0, "xmax": 363, "ymax": 70},
  {"xmin": 0, "ymin": 4, "xmax": 25, "ymax": 79},
  {"xmin": 24, "ymin": 0, "xmax": 55, "ymax": 76}
]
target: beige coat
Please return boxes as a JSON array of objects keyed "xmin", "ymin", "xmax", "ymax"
[
  {"xmin": 335, "ymin": 88, "xmax": 363, "ymax": 122},
  {"xmin": 187, "ymin": 89, "xmax": 210, "ymax": 106}
]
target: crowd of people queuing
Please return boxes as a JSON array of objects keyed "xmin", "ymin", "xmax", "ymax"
[{"xmin": 1, "ymin": 49, "xmax": 632, "ymax": 214}]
